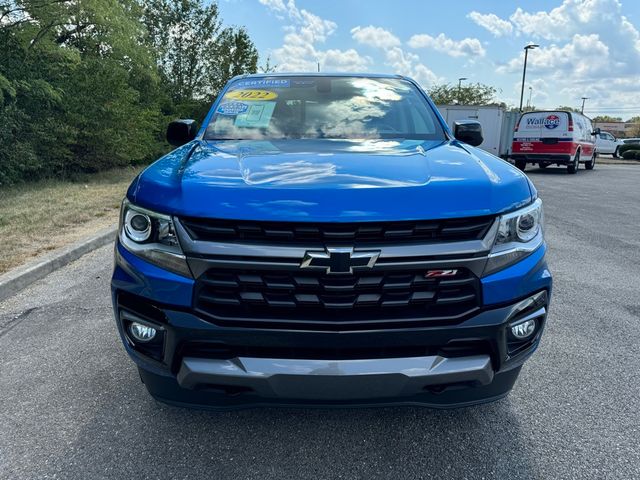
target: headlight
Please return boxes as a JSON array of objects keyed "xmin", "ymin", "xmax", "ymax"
[
  {"xmin": 124, "ymin": 210, "xmax": 151, "ymax": 242},
  {"xmin": 484, "ymin": 198, "xmax": 544, "ymax": 276},
  {"xmin": 118, "ymin": 199, "xmax": 192, "ymax": 277}
]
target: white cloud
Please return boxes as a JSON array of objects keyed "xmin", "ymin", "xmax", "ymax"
[
  {"xmin": 411, "ymin": 64, "xmax": 441, "ymax": 87},
  {"xmin": 258, "ymin": 0, "xmax": 286, "ymax": 12},
  {"xmin": 496, "ymin": 0, "xmax": 640, "ymax": 114},
  {"xmin": 527, "ymin": 78, "xmax": 550, "ymax": 104},
  {"xmin": 383, "ymin": 47, "xmax": 438, "ymax": 85},
  {"xmin": 467, "ymin": 12, "xmax": 513, "ymax": 37},
  {"xmin": 407, "ymin": 33, "xmax": 486, "ymax": 58},
  {"xmin": 349, "ymin": 26, "xmax": 441, "ymax": 86},
  {"xmin": 322, "ymin": 48, "xmax": 372, "ymax": 72},
  {"xmin": 261, "ymin": 0, "xmax": 370, "ymax": 72},
  {"xmin": 351, "ymin": 25, "xmax": 401, "ymax": 49},
  {"xmin": 509, "ymin": 0, "xmax": 626, "ymax": 40},
  {"xmin": 498, "ymin": 0, "xmax": 640, "ymax": 80},
  {"xmin": 498, "ymin": 34, "xmax": 610, "ymax": 77}
]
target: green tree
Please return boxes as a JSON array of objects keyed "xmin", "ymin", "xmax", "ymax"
[
  {"xmin": 143, "ymin": 0, "xmax": 222, "ymax": 103},
  {"xmin": 592, "ymin": 115, "xmax": 622, "ymax": 122},
  {"xmin": 259, "ymin": 55, "xmax": 277, "ymax": 74},
  {"xmin": 428, "ymin": 82, "xmax": 498, "ymax": 106},
  {"xmin": 211, "ymin": 27, "xmax": 258, "ymax": 94},
  {"xmin": 626, "ymin": 117, "xmax": 640, "ymax": 137},
  {"xmin": 142, "ymin": 0, "xmax": 258, "ymax": 105},
  {"xmin": 556, "ymin": 105, "xmax": 581, "ymax": 113},
  {"xmin": 0, "ymin": 0, "xmax": 259, "ymax": 185},
  {"xmin": 0, "ymin": 0, "xmax": 164, "ymax": 183}
]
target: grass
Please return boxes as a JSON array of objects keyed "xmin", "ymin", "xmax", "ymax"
[{"xmin": 0, "ymin": 167, "xmax": 142, "ymax": 274}]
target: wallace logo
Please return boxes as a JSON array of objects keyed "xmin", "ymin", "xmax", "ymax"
[
  {"xmin": 525, "ymin": 114, "xmax": 561, "ymax": 129},
  {"xmin": 544, "ymin": 114, "xmax": 560, "ymax": 129}
]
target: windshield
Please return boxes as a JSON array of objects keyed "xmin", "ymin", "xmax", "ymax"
[{"xmin": 204, "ymin": 76, "xmax": 445, "ymax": 141}]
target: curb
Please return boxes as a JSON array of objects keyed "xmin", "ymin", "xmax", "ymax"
[
  {"xmin": 596, "ymin": 159, "xmax": 639, "ymax": 165},
  {"xmin": 0, "ymin": 226, "xmax": 117, "ymax": 303}
]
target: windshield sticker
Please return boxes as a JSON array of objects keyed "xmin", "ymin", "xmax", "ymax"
[
  {"xmin": 217, "ymin": 101, "xmax": 249, "ymax": 116},
  {"xmin": 291, "ymin": 79, "xmax": 316, "ymax": 88},
  {"xmin": 234, "ymin": 101, "xmax": 276, "ymax": 128},
  {"xmin": 225, "ymin": 89, "xmax": 278, "ymax": 101},
  {"xmin": 229, "ymin": 79, "xmax": 290, "ymax": 90}
]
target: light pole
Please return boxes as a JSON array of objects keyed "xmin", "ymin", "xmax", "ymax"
[
  {"xmin": 526, "ymin": 86, "xmax": 533, "ymax": 110},
  {"xmin": 519, "ymin": 44, "xmax": 539, "ymax": 112},
  {"xmin": 581, "ymin": 96, "xmax": 589, "ymax": 114},
  {"xmin": 457, "ymin": 77, "xmax": 467, "ymax": 104}
]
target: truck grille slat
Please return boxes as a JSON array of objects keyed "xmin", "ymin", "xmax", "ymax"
[
  {"xmin": 194, "ymin": 267, "xmax": 481, "ymax": 330},
  {"xmin": 180, "ymin": 216, "xmax": 495, "ymax": 245}
]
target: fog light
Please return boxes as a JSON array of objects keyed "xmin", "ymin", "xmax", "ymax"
[
  {"xmin": 511, "ymin": 318, "xmax": 536, "ymax": 340},
  {"xmin": 129, "ymin": 322, "xmax": 157, "ymax": 342}
]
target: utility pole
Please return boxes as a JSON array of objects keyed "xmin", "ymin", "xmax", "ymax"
[
  {"xmin": 457, "ymin": 77, "xmax": 467, "ymax": 104},
  {"xmin": 317, "ymin": 62, "xmax": 320, "ymax": 73},
  {"xmin": 581, "ymin": 97, "xmax": 589, "ymax": 114},
  {"xmin": 526, "ymin": 86, "xmax": 533, "ymax": 110},
  {"xmin": 519, "ymin": 44, "xmax": 539, "ymax": 112}
]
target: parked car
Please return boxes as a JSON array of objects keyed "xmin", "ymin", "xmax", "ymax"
[
  {"xmin": 511, "ymin": 110, "xmax": 597, "ymax": 173},
  {"xmin": 111, "ymin": 74, "xmax": 551, "ymax": 409},
  {"xmin": 622, "ymin": 137, "xmax": 640, "ymax": 145},
  {"xmin": 596, "ymin": 131, "xmax": 624, "ymax": 157}
]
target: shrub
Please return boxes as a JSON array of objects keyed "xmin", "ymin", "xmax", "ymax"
[
  {"xmin": 618, "ymin": 143, "xmax": 640, "ymax": 156},
  {"xmin": 621, "ymin": 150, "xmax": 640, "ymax": 160}
]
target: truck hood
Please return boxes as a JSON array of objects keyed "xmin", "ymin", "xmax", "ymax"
[{"xmin": 129, "ymin": 139, "xmax": 532, "ymax": 222}]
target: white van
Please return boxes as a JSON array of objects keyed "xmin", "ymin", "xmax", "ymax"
[{"xmin": 510, "ymin": 110, "xmax": 598, "ymax": 174}]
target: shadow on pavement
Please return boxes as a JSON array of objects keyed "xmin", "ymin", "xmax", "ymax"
[{"xmin": 65, "ymin": 373, "xmax": 538, "ymax": 479}]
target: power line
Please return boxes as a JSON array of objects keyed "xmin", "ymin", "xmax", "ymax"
[{"xmin": 584, "ymin": 107, "xmax": 640, "ymax": 111}]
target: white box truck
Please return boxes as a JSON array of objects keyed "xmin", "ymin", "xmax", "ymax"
[{"xmin": 437, "ymin": 105, "xmax": 518, "ymax": 158}]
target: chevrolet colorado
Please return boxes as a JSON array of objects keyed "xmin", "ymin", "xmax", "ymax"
[{"xmin": 111, "ymin": 74, "xmax": 551, "ymax": 409}]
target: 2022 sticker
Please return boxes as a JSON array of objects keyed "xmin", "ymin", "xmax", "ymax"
[{"xmin": 225, "ymin": 90, "xmax": 278, "ymax": 101}]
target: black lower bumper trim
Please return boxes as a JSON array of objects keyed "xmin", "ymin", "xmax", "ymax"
[{"xmin": 138, "ymin": 365, "xmax": 522, "ymax": 410}]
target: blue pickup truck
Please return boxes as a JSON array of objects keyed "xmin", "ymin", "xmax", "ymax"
[{"xmin": 111, "ymin": 73, "xmax": 551, "ymax": 409}]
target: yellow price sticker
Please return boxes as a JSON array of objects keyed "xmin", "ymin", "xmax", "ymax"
[{"xmin": 225, "ymin": 89, "xmax": 278, "ymax": 101}]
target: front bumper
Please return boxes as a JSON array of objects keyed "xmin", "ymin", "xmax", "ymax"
[
  {"xmin": 112, "ymin": 240, "xmax": 551, "ymax": 409},
  {"xmin": 138, "ymin": 359, "xmax": 522, "ymax": 410},
  {"xmin": 178, "ymin": 354, "xmax": 494, "ymax": 400}
]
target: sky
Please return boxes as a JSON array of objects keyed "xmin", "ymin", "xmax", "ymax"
[{"xmin": 219, "ymin": 0, "xmax": 640, "ymax": 120}]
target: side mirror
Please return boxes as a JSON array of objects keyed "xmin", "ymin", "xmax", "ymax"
[
  {"xmin": 591, "ymin": 127, "xmax": 601, "ymax": 136},
  {"xmin": 454, "ymin": 120, "xmax": 483, "ymax": 147},
  {"xmin": 167, "ymin": 119, "xmax": 198, "ymax": 147}
]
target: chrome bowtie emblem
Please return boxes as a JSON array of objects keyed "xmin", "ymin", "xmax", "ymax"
[{"xmin": 300, "ymin": 247, "xmax": 380, "ymax": 274}]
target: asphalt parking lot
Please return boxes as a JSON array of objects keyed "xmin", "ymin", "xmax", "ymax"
[{"xmin": 1, "ymin": 164, "xmax": 639, "ymax": 480}]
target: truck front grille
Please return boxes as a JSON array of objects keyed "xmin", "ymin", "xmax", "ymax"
[
  {"xmin": 193, "ymin": 267, "xmax": 481, "ymax": 331},
  {"xmin": 180, "ymin": 216, "xmax": 495, "ymax": 246}
]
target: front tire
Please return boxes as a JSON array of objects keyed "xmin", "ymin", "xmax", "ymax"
[
  {"xmin": 585, "ymin": 151, "xmax": 596, "ymax": 170},
  {"xmin": 515, "ymin": 159, "xmax": 526, "ymax": 171},
  {"xmin": 567, "ymin": 151, "xmax": 579, "ymax": 174}
]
